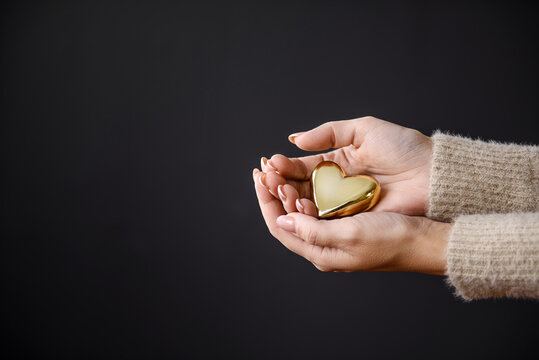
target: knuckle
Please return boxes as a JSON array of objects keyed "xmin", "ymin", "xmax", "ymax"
[
  {"xmin": 326, "ymin": 120, "xmax": 341, "ymax": 133},
  {"xmin": 326, "ymin": 120, "xmax": 339, "ymax": 127},
  {"xmin": 334, "ymin": 219, "xmax": 359, "ymax": 245},
  {"xmin": 358, "ymin": 115, "xmax": 378, "ymax": 125},
  {"xmin": 346, "ymin": 218, "xmax": 364, "ymax": 242},
  {"xmin": 302, "ymin": 227, "xmax": 319, "ymax": 245},
  {"xmin": 349, "ymin": 226, "xmax": 363, "ymax": 243}
]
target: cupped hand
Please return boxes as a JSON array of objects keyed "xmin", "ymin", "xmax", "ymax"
[
  {"xmin": 253, "ymin": 168, "xmax": 449, "ymax": 274},
  {"xmin": 259, "ymin": 116, "xmax": 432, "ymax": 216}
]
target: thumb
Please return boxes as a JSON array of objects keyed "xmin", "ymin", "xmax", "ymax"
[
  {"xmin": 288, "ymin": 117, "xmax": 373, "ymax": 151},
  {"xmin": 276, "ymin": 212, "xmax": 348, "ymax": 247}
]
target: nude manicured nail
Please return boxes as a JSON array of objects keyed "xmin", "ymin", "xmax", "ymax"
[
  {"xmin": 296, "ymin": 198, "xmax": 304, "ymax": 213},
  {"xmin": 260, "ymin": 157, "xmax": 268, "ymax": 170},
  {"xmin": 288, "ymin": 132, "xmax": 304, "ymax": 144},
  {"xmin": 258, "ymin": 173, "xmax": 268, "ymax": 188},
  {"xmin": 267, "ymin": 159, "xmax": 277, "ymax": 171},
  {"xmin": 277, "ymin": 184, "xmax": 286, "ymax": 201},
  {"xmin": 276, "ymin": 215, "xmax": 295, "ymax": 232}
]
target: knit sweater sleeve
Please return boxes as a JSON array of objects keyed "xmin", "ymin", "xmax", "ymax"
[
  {"xmin": 446, "ymin": 212, "xmax": 539, "ymax": 300},
  {"xmin": 427, "ymin": 131, "xmax": 539, "ymax": 221}
]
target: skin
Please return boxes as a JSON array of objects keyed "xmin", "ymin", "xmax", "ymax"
[{"xmin": 254, "ymin": 116, "xmax": 452, "ymax": 275}]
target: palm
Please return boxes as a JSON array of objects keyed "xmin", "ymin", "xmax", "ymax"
[
  {"xmin": 308, "ymin": 212, "xmax": 419, "ymax": 271},
  {"xmin": 334, "ymin": 122, "xmax": 431, "ymax": 215},
  {"xmin": 267, "ymin": 119, "xmax": 431, "ymax": 216}
]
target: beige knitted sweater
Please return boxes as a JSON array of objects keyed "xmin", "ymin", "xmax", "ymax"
[{"xmin": 427, "ymin": 132, "xmax": 538, "ymax": 300}]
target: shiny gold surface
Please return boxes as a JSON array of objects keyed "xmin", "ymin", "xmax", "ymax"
[{"xmin": 311, "ymin": 161, "xmax": 381, "ymax": 218}]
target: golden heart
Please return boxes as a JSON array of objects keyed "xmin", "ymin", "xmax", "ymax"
[{"xmin": 311, "ymin": 161, "xmax": 381, "ymax": 218}]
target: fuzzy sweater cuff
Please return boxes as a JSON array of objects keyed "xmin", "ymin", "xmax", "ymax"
[
  {"xmin": 427, "ymin": 132, "xmax": 538, "ymax": 221},
  {"xmin": 446, "ymin": 212, "xmax": 539, "ymax": 300}
]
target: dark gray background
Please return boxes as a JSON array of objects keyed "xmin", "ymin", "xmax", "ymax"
[{"xmin": 1, "ymin": 0, "xmax": 538, "ymax": 359}]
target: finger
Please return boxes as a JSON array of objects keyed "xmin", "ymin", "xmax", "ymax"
[
  {"xmin": 269, "ymin": 151, "xmax": 368, "ymax": 184},
  {"xmin": 296, "ymin": 198, "xmax": 318, "ymax": 217},
  {"xmin": 260, "ymin": 157, "xmax": 268, "ymax": 172},
  {"xmin": 252, "ymin": 168, "xmax": 291, "ymax": 230},
  {"xmin": 263, "ymin": 170, "xmax": 287, "ymax": 198},
  {"xmin": 288, "ymin": 131, "xmax": 305, "ymax": 144},
  {"xmin": 292, "ymin": 117, "xmax": 376, "ymax": 151},
  {"xmin": 276, "ymin": 212, "xmax": 353, "ymax": 248},
  {"xmin": 264, "ymin": 170, "xmax": 312, "ymax": 199},
  {"xmin": 253, "ymin": 169, "xmax": 273, "ymax": 203},
  {"xmin": 261, "ymin": 156, "xmax": 279, "ymax": 174},
  {"xmin": 277, "ymin": 184, "xmax": 300, "ymax": 214},
  {"xmin": 252, "ymin": 169, "xmax": 317, "ymax": 259},
  {"xmin": 269, "ymin": 153, "xmax": 329, "ymax": 180},
  {"xmin": 260, "ymin": 171, "xmax": 280, "ymax": 198},
  {"xmin": 256, "ymin": 171, "xmax": 275, "ymax": 199}
]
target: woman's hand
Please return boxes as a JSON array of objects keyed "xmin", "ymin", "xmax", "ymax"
[
  {"xmin": 254, "ymin": 168, "xmax": 451, "ymax": 275},
  {"xmin": 259, "ymin": 116, "xmax": 432, "ymax": 216}
]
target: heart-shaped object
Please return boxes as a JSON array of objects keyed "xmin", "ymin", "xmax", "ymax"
[{"xmin": 311, "ymin": 161, "xmax": 381, "ymax": 218}]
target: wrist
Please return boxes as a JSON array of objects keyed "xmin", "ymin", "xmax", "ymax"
[
  {"xmin": 398, "ymin": 218, "xmax": 450, "ymax": 276},
  {"xmin": 418, "ymin": 219, "xmax": 451, "ymax": 276},
  {"xmin": 421, "ymin": 136, "xmax": 434, "ymax": 214}
]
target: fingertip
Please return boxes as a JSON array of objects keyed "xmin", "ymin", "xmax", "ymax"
[
  {"xmin": 258, "ymin": 171, "xmax": 268, "ymax": 188},
  {"xmin": 276, "ymin": 215, "xmax": 296, "ymax": 232},
  {"xmin": 269, "ymin": 154, "xmax": 310, "ymax": 180},
  {"xmin": 253, "ymin": 170, "xmax": 276, "ymax": 205},
  {"xmin": 277, "ymin": 184, "xmax": 286, "ymax": 201},
  {"xmin": 293, "ymin": 130, "xmax": 326, "ymax": 151},
  {"xmin": 288, "ymin": 132, "xmax": 305, "ymax": 144},
  {"xmin": 293, "ymin": 132, "xmax": 328, "ymax": 152},
  {"xmin": 287, "ymin": 135, "xmax": 296, "ymax": 144},
  {"xmin": 298, "ymin": 198, "xmax": 319, "ymax": 217},
  {"xmin": 268, "ymin": 154, "xmax": 286, "ymax": 168},
  {"xmin": 280, "ymin": 184, "xmax": 300, "ymax": 214},
  {"xmin": 296, "ymin": 198, "xmax": 304, "ymax": 213},
  {"xmin": 261, "ymin": 156, "xmax": 272, "ymax": 172},
  {"xmin": 266, "ymin": 159, "xmax": 278, "ymax": 171},
  {"xmin": 294, "ymin": 120, "xmax": 362, "ymax": 151},
  {"xmin": 252, "ymin": 168, "xmax": 261, "ymax": 181},
  {"xmin": 264, "ymin": 170, "xmax": 283, "ymax": 186}
]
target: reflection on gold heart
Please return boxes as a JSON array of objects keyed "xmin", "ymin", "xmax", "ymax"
[{"xmin": 311, "ymin": 161, "xmax": 381, "ymax": 218}]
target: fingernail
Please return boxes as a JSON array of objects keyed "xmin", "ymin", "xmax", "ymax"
[
  {"xmin": 252, "ymin": 168, "xmax": 260, "ymax": 176},
  {"xmin": 277, "ymin": 184, "xmax": 286, "ymax": 201},
  {"xmin": 288, "ymin": 132, "xmax": 304, "ymax": 144},
  {"xmin": 260, "ymin": 157, "xmax": 268, "ymax": 170},
  {"xmin": 258, "ymin": 172, "xmax": 268, "ymax": 188},
  {"xmin": 267, "ymin": 159, "xmax": 277, "ymax": 171},
  {"xmin": 276, "ymin": 215, "xmax": 295, "ymax": 232},
  {"xmin": 296, "ymin": 198, "xmax": 304, "ymax": 213}
]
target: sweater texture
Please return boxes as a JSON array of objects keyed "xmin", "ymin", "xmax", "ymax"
[
  {"xmin": 428, "ymin": 131, "xmax": 538, "ymax": 221},
  {"xmin": 447, "ymin": 212, "xmax": 539, "ymax": 300},
  {"xmin": 428, "ymin": 132, "xmax": 539, "ymax": 300}
]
